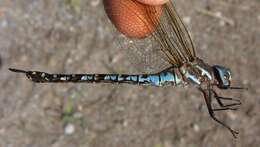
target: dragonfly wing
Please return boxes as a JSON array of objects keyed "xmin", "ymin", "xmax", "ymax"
[
  {"xmin": 105, "ymin": 0, "xmax": 197, "ymax": 72},
  {"xmin": 115, "ymin": 32, "xmax": 172, "ymax": 73},
  {"xmin": 147, "ymin": 1, "xmax": 197, "ymax": 67},
  {"xmin": 106, "ymin": 1, "xmax": 180, "ymax": 72}
]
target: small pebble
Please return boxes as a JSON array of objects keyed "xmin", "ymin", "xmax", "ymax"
[
  {"xmin": 228, "ymin": 111, "xmax": 237, "ymax": 120},
  {"xmin": 1, "ymin": 20, "xmax": 8, "ymax": 28},
  {"xmin": 193, "ymin": 124, "xmax": 200, "ymax": 132},
  {"xmin": 91, "ymin": 0, "xmax": 100, "ymax": 7},
  {"xmin": 219, "ymin": 20, "xmax": 226, "ymax": 26},
  {"xmin": 64, "ymin": 123, "xmax": 75, "ymax": 135},
  {"xmin": 183, "ymin": 16, "xmax": 191, "ymax": 25}
]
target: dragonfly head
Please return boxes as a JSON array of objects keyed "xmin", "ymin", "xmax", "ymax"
[{"xmin": 212, "ymin": 65, "xmax": 231, "ymax": 89}]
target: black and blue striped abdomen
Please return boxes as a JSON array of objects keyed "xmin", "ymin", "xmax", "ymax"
[{"xmin": 9, "ymin": 68, "xmax": 183, "ymax": 87}]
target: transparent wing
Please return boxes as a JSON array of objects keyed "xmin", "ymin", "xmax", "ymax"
[
  {"xmin": 147, "ymin": 1, "xmax": 197, "ymax": 67},
  {"xmin": 104, "ymin": 2, "xmax": 172, "ymax": 73},
  {"xmin": 113, "ymin": 30, "xmax": 171, "ymax": 73},
  {"xmin": 105, "ymin": 0, "xmax": 197, "ymax": 73}
]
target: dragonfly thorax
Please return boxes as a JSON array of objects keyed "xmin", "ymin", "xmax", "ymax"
[
  {"xmin": 179, "ymin": 59, "xmax": 215, "ymax": 87},
  {"xmin": 178, "ymin": 58, "xmax": 232, "ymax": 90}
]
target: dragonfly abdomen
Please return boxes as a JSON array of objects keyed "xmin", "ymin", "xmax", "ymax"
[
  {"xmin": 45, "ymin": 72, "xmax": 182, "ymax": 86},
  {"xmin": 76, "ymin": 72, "xmax": 182, "ymax": 86},
  {"xmin": 9, "ymin": 68, "xmax": 183, "ymax": 86}
]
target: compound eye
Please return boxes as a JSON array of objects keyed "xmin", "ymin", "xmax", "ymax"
[
  {"xmin": 224, "ymin": 74, "xmax": 228, "ymax": 80},
  {"xmin": 224, "ymin": 72, "xmax": 231, "ymax": 81}
]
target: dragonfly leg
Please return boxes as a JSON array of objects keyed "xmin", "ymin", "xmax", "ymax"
[
  {"xmin": 212, "ymin": 107, "xmax": 238, "ymax": 111},
  {"xmin": 200, "ymin": 88, "xmax": 238, "ymax": 138},
  {"xmin": 211, "ymin": 90, "xmax": 241, "ymax": 109}
]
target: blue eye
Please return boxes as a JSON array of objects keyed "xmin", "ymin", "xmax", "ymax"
[
  {"xmin": 212, "ymin": 65, "xmax": 232, "ymax": 89},
  {"xmin": 224, "ymin": 74, "xmax": 228, "ymax": 80}
]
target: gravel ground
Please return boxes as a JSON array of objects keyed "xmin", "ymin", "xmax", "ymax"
[{"xmin": 0, "ymin": 0, "xmax": 259, "ymax": 147}]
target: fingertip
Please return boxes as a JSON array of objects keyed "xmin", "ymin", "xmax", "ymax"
[
  {"xmin": 135, "ymin": 0, "xmax": 169, "ymax": 5},
  {"xmin": 103, "ymin": 0, "xmax": 163, "ymax": 38}
]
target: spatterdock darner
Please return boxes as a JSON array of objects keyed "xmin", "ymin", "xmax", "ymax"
[{"xmin": 9, "ymin": 0, "xmax": 244, "ymax": 138}]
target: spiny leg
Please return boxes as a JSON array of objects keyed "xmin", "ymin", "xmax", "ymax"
[
  {"xmin": 211, "ymin": 89, "xmax": 241, "ymax": 109},
  {"xmin": 201, "ymin": 88, "xmax": 238, "ymax": 138},
  {"xmin": 212, "ymin": 107, "xmax": 239, "ymax": 111}
]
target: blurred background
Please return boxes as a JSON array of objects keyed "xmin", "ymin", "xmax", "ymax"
[{"xmin": 0, "ymin": 0, "xmax": 259, "ymax": 146}]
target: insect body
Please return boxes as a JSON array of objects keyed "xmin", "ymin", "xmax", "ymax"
[{"xmin": 10, "ymin": 1, "xmax": 244, "ymax": 138}]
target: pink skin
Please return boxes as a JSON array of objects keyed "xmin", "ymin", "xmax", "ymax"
[
  {"xmin": 135, "ymin": 0, "xmax": 169, "ymax": 5},
  {"xmin": 103, "ymin": 0, "xmax": 163, "ymax": 38},
  {"xmin": 103, "ymin": 0, "xmax": 168, "ymax": 38}
]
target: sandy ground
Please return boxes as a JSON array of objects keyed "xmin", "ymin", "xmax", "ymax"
[{"xmin": 0, "ymin": 0, "xmax": 260, "ymax": 147}]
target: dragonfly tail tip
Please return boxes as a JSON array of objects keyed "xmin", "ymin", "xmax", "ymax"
[{"xmin": 9, "ymin": 68, "xmax": 27, "ymax": 73}]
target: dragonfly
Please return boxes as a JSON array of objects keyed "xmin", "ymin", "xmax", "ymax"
[{"xmin": 9, "ymin": 1, "xmax": 244, "ymax": 138}]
